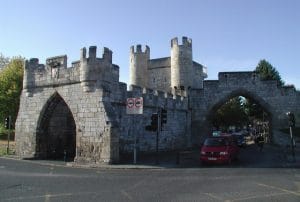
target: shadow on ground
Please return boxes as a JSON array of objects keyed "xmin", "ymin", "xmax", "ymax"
[{"xmin": 119, "ymin": 144, "xmax": 300, "ymax": 169}]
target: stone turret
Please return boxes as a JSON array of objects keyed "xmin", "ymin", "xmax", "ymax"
[
  {"xmin": 79, "ymin": 46, "xmax": 115, "ymax": 92},
  {"xmin": 171, "ymin": 37, "xmax": 193, "ymax": 95},
  {"xmin": 103, "ymin": 47, "xmax": 113, "ymax": 63},
  {"xmin": 129, "ymin": 45, "xmax": 150, "ymax": 88},
  {"xmin": 79, "ymin": 47, "xmax": 90, "ymax": 92},
  {"xmin": 23, "ymin": 58, "xmax": 38, "ymax": 91},
  {"xmin": 23, "ymin": 58, "xmax": 45, "ymax": 97}
]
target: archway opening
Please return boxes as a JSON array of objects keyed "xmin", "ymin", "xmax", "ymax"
[
  {"xmin": 36, "ymin": 93, "xmax": 76, "ymax": 161},
  {"xmin": 208, "ymin": 95, "xmax": 272, "ymax": 145}
]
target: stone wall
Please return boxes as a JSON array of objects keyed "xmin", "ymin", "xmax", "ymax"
[
  {"xmin": 148, "ymin": 57, "xmax": 171, "ymax": 91},
  {"xmin": 16, "ymin": 38, "xmax": 300, "ymax": 165},
  {"xmin": 16, "ymin": 46, "xmax": 122, "ymax": 164},
  {"xmin": 16, "ymin": 44, "xmax": 191, "ymax": 165},
  {"xmin": 190, "ymin": 71, "xmax": 300, "ymax": 145},
  {"xmin": 16, "ymin": 82, "xmax": 120, "ymax": 164},
  {"xmin": 115, "ymin": 85, "xmax": 189, "ymax": 154}
]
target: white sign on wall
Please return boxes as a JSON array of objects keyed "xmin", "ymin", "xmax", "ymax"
[{"xmin": 126, "ymin": 97, "xmax": 143, "ymax": 114}]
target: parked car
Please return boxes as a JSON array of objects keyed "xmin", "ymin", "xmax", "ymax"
[{"xmin": 200, "ymin": 135, "xmax": 240, "ymax": 164}]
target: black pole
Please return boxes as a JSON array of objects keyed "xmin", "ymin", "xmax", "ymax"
[
  {"xmin": 7, "ymin": 116, "xmax": 11, "ymax": 154},
  {"xmin": 155, "ymin": 127, "xmax": 159, "ymax": 165},
  {"xmin": 289, "ymin": 126, "xmax": 295, "ymax": 161},
  {"xmin": 155, "ymin": 109, "xmax": 161, "ymax": 165},
  {"xmin": 133, "ymin": 115, "xmax": 137, "ymax": 164}
]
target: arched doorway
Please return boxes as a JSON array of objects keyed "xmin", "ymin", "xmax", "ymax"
[
  {"xmin": 206, "ymin": 90, "xmax": 273, "ymax": 143},
  {"xmin": 36, "ymin": 93, "xmax": 76, "ymax": 161}
]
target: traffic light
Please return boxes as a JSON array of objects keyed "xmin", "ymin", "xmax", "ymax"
[
  {"xmin": 5, "ymin": 117, "xmax": 10, "ymax": 129},
  {"xmin": 161, "ymin": 109, "xmax": 167, "ymax": 129},
  {"xmin": 145, "ymin": 113, "xmax": 158, "ymax": 131}
]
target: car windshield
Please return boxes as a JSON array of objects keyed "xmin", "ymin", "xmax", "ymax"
[{"xmin": 204, "ymin": 138, "xmax": 228, "ymax": 146}]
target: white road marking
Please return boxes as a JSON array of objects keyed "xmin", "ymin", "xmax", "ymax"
[
  {"xmin": 257, "ymin": 183, "xmax": 300, "ymax": 196},
  {"xmin": 3, "ymin": 191, "xmax": 99, "ymax": 201},
  {"xmin": 121, "ymin": 190, "xmax": 133, "ymax": 200},
  {"xmin": 226, "ymin": 192, "xmax": 289, "ymax": 202},
  {"xmin": 204, "ymin": 192, "xmax": 223, "ymax": 201}
]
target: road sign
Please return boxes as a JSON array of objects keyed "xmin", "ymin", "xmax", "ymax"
[
  {"xmin": 126, "ymin": 97, "xmax": 143, "ymax": 114},
  {"xmin": 135, "ymin": 97, "xmax": 143, "ymax": 108},
  {"xmin": 127, "ymin": 98, "xmax": 134, "ymax": 108}
]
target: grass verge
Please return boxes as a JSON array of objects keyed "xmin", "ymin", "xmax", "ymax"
[{"xmin": 0, "ymin": 133, "xmax": 15, "ymax": 156}]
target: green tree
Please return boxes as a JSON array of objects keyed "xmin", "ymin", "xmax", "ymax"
[
  {"xmin": 242, "ymin": 97, "xmax": 268, "ymax": 123},
  {"xmin": 212, "ymin": 97, "xmax": 248, "ymax": 129},
  {"xmin": 0, "ymin": 53, "xmax": 10, "ymax": 69},
  {"xmin": 255, "ymin": 59, "xmax": 284, "ymax": 86},
  {"xmin": 0, "ymin": 58, "xmax": 24, "ymax": 128}
]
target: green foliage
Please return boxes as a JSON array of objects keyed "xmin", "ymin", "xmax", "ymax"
[
  {"xmin": 212, "ymin": 97, "xmax": 248, "ymax": 129},
  {"xmin": 242, "ymin": 98, "xmax": 267, "ymax": 120},
  {"xmin": 0, "ymin": 123, "xmax": 5, "ymax": 134},
  {"xmin": 255, "ymin": 59, "xmax": 284, "ymax": 86},
  {"xmin": 0, "ymin": 53, "xmax": 10, "ymax": 69},
  {"xmin": 0, "ymin": 147, "xmax": 7, "ymax": 156},
  {"xmin": 212, "ymin": 96, "xmax": 270, "ymax": 130},
  {"xmin": 0, "ymin": 58, "xmax": 24, "ymax": 128}
]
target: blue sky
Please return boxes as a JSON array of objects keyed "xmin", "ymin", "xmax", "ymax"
[{"xmin": 1, "ymin": 0, "xmax": 299, "ymax": 89}]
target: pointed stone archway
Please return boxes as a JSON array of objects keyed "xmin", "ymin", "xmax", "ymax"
[
  {"xmin": 36, "ymin": 92, "xmax": 76, "ymax": 161},
  {"xmin": 191, "ymin": 88, "xmax": 274, "ymax": 145},
  {"xmin": 205, "ymin": 90, "xmax": 272, "ymax": 137}
]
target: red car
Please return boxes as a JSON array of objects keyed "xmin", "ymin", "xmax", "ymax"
[{"xmin": 200, "ymin": 135, "xmax": 239, "ymax": 164}]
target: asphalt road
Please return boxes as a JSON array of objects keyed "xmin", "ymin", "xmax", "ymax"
[{"xmin": 0, "ymin": 145, "xmax": 300, "ymax": 202}]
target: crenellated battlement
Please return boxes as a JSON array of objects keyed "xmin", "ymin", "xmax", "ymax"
[
  {"xmin": 23, "ymin": 45, "xmax": 119, "ymax": 95},
  {"xmin": 128, "ymin": 84, "xmax": 187, "ymax": 110},
  {"xmin": 130, "ymin": 45, "xmax": 150, "ymax": 54},
  {"xmin": 80, "ymin": 46, "xmax": 113, "ymax": 63},
  {"xmin": 25, "ymin": 58, "xmax": 45, "ymax": 70},
  {"xmin": 46, "ymin": 55, "xmax": 67, "ymax": 69},
  {"xmin": 171, "ymin": 36, "xmax": 192, "ymax": 48},
  {"xmin": 28, "ymin": 58, "xmax": 39, "ymax": 65}
]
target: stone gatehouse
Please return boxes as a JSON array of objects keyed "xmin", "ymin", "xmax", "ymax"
[{"xmin": 15, "ymin": 37, "xmax": 300, "ymax": 164}]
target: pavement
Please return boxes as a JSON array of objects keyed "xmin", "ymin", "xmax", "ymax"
[{"xmin": 0, "ymin": 150, "xmax": 199, "ymax": 170}]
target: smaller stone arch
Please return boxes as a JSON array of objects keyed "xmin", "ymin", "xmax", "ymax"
[
  {"xmin": 35, "ymin": 92, "xmax": 76, "ymax": 160},
  {"xmin": 197, "ymin": 88, "xmax": 274, "ymax": 144},
  {"xmin": 207, "ymin": 88, "xmax": 273, "ymax": 119}
]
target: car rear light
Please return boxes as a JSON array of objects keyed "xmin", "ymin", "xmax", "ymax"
[
  {"xmin": 201, "ymin": 151, "xmax": 206, "ymax": 155},
  {"xmin": 220, "ymin": 151, "xmax": 228, "ymax": 155}
]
